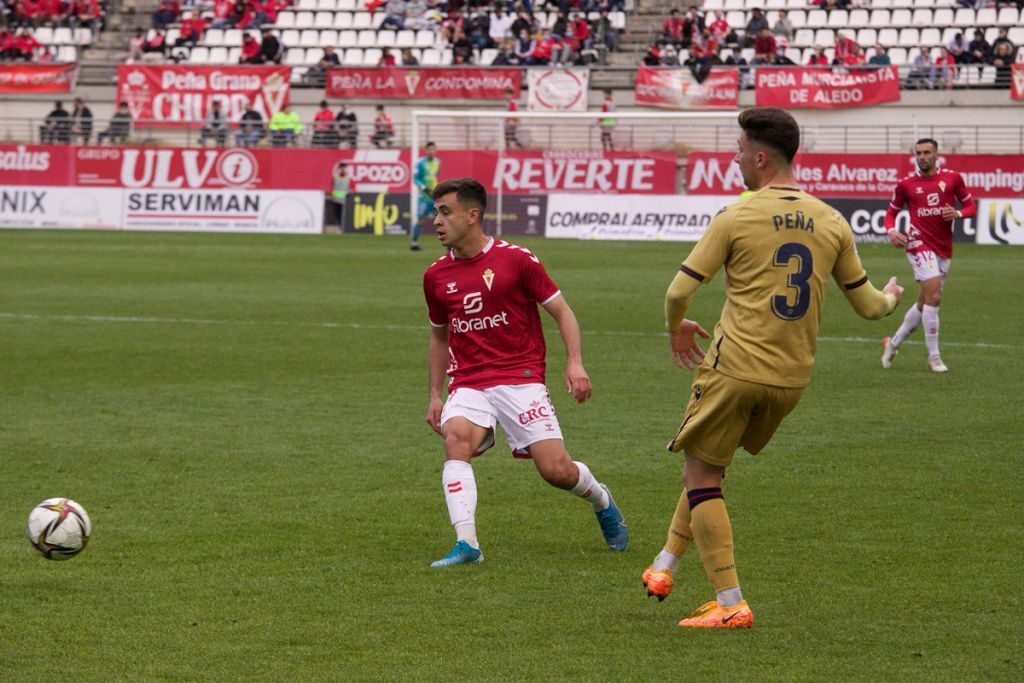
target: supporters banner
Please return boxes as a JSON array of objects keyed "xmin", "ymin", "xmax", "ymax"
[
  {"xmin": 755, "ymin": 66, "xmax": 900, "ymax": 109},
  {"xmin": 326, "ymin": 68, "xmax": 521, "ymax": 99},
  {"xmin": 634, "ymin": 67, "xmax": 739, "ymax": 110},
  {"xmin": 0, "ymin": 63, "xmax": 78, "ymax": 93},
  {"xmin": 686, "ymin": 152, "xmax": 1024, "ymax": 198},
  {"xmin": 116, "ymin": 65, "xmax": 291, "ymax": 126},
  {"xmin": 527, "ymin": 68, "xmax": 590, "ymax": 111},
  {"xmin": 1012, "ymin": 65, "xmax": 1024, "ymax": 101},
  {"xmin": 0, "ymin": 186, "xmax": 122, "ymax": 229},
  {"xmin": 546, "ymin": 194, "xmax": 728, "ymax": 241},
  {"xmin": 976, "ymin": 199, "xmax": 1024, "ymax": 245}
]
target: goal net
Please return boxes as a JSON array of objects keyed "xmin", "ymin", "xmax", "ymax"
[{"xmin": 410, "ymin": 109, "xmax": 740, "ymax": 236}]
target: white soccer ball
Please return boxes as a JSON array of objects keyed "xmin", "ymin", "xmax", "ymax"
[{"xmin": 26, "ymin": 498, "xmax": 92, "ymax": 560}]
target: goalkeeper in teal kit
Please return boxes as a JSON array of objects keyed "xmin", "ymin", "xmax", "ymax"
[{"xmin": 411, "ymin": 142, "xmax": 440, "ymax": 251}]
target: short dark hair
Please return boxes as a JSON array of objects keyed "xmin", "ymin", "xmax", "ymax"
[
  {"xmin": 915, "ymin": 137, "xmax": 938, "ymax": 150},
  {"xmin": 738, "ymin": 107, "xmax": 800, "ymax": 163},
  {"xmin": 425, "ymin": 141, "xmax": 437, "ymax": 149},
  {"xmin": 433, "ymin": 177, "xmax": 487, "ymax": 213}
]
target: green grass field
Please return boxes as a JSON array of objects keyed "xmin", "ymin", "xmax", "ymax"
[{"xmin": 1, "ymin": 231, "xmax": 1021, "ymax": 681}]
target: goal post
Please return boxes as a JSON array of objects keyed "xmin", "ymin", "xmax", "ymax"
[{"xmin": 410, "ymin": 109, "xmax": 741, "ymax": 237}]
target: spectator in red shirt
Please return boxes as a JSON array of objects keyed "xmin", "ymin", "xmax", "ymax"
[
  {"xmin": 71, "ymin": 0, "xmax": 104, "ymax": 41},
  {"xmin": 370, "ymin": 104, "xmax": 395, "ymax": 148},
  {"xmin": 240, "ymin": 32, "xmax": 260, "ymax": 63},
  {"xmin": 14, "ymin": 28, "xmax": 42, "ymax": 59},
  {"xmin": 834, "ymin": 31, "xmax": 857, "ymax": 62},
  {"xmin": 529, "ymin": 29, "xmax": 555, "ymax": 65},
  {"xmin": 378, "ymin": 48, "xmax": 397, "ymax": 66},
  {"xmin": 752, "ymin": 27, "xmax": 776, "ymax": 64},
  {"xmin": 0, "ymin": 28, "xmax": 16, "ymax": 60},
  {"xmin": 663, "ymin": 9, "xmax": 684, "ymax": 47},
  {"xmin": 808, "ymin": 45, "xmax": 829, "ymax": 66},
  {"xmin": 707, "ymin": 12, "xmax": 733, "ymax": 46},
  {"xmin": 176, "ymin": 12, "xmax": 208, "ymax": 47},
  {"xmin": 934, "ymin": 46, "xmax": 956, "ymax": 89},
  {"xmin": 153, "ymin": 0, "xmax": 180, "ymax": 30},
  {"xmin": 211, "ymin": 0, "xmax": 234, "ymax": 29},
  {"xmin": 42, "ymin": 0, "xmax": 69, "ymax": 25},
  {"xmin": 838, "ymin": 43, "xmax": 866, "ymax": 67},
  {"xmin": 312, "ymin": 100, "xmax": 337, "ymax": 148}
]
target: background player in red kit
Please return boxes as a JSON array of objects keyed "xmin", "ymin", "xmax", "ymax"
[
  {"xmin": 882, "ymin": 138, "xmax": 976, "ymax": 373},
  {"xmin": 422, "ymin": 178, "xmax": 628, "ymax": 567}
]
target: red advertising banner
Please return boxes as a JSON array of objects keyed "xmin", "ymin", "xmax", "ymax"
[
  {"xmin": 686, "ymin": 151, "xmax": 1024, "ymax": 198},
  {"xmin": 755, "ymin": 66, "xmax": 900, "ymax": 109},
  {"xmin": 325, "ymin": 67, "xmax": 521, "ymax": 99},
  {"xmin": 115, "ymin": 65, "xmax": 291, "ymax": 126},
  {"xmin": 634, "ymin": 67, "xmax": 739, "ymax": 110},
  {"xmin": 0, "ymin": 63, "xmax": 78, "ymax": 93},
  {"xmin": 0, "ymin": 145, "xmax": 677, "ymax": 196},
  {"xmin": 1012, "ymin": 65, "xmax": 1024, "ymax": 101}
]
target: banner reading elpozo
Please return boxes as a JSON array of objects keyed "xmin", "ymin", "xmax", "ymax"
[
  {"xmin": 634, "ymin": 67, "xmax": 738, "ymax": 110},
  {"xmin": 1012, "ymin": 65, "xmax": 1024, "ymax": 101},
  {"xmin": 326, "ymin": 67, "xmax": 520, "ymax": 99},
  {"xmin": 116, "ymin": 65, "xmax": 290, "ymax": 126},
  {"xmin": 755, "ymin": 66, "xmax": 900, "ymax": 109},
  {"xmin": 0, "ymin": 63, "xmax": 78, "ymax": 94},
  {"xmin": 527, "ymin": 68, "xmax": 590, "ymax": 111},
  {"xmin": 546, "ymin": 194, "xmax": 731, "ymax": 241}
]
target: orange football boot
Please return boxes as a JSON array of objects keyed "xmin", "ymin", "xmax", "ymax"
[
  {"xmin": 641, "ymin": 566, "xmax": 674, "ymax": 602},
  {"xmin": 677, "ymin": 599, "xmax": 753, "ymax": 629}
]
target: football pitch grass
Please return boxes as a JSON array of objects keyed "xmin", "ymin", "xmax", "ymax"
[{"xmin": 1, "ymin": 231, "xmax": 1021, "ymax": 681}]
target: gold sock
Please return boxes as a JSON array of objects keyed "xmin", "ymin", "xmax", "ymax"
[
  {"xmin": 664, "ymin": 489, "xmax": 694, "ymax": 558},
  {"xmin": 689, "ymin": 494, "xmax": 739, "ymax": 592}
]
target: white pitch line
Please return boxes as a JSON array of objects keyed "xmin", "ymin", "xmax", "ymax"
[{"xmin": 0, "ymin": 312, "xmax": 1016, "ymax": 350}]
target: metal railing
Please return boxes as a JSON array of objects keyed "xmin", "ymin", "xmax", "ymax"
[{"xmin": 6, "ymin": 117, "xmax": 1024, "ymax": 154}]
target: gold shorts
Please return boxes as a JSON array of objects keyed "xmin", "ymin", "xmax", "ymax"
[{"xmin": 667, "ymin": 365, "xmax": 803, "ymax": 467}]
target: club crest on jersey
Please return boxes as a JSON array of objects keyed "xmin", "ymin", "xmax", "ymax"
[
  {"xmin": 446, "ymin": 282, "xmax": 457, "ymax": 294},
  {"xmin": 482, "ymin": 268, "xmax": 495, "ymax": 291},
  {"xmin": 939, "ymin": 181, "xmax": 947, "ymax": 193}
]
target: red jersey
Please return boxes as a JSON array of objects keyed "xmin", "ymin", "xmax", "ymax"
[
  {"xmin": 888, "ymin": 168, "xmax": 973, "ymax": 259},
  {"xmin": 423, "ymin": 238, "xmax": 560, "ymax": 392}
]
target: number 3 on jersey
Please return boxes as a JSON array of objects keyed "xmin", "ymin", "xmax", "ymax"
[{"xmin": 772, "ymin": 243, "xmax": 813, "ymax": 321}]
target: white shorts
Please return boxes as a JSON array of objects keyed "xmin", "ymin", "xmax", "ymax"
[
  {"xmin": 440, "ymin": 383, "xmax": 563, "ymax": 458},
  {"xmin": 907, "ymin": 250, "xmax": 951, "ymax": 285}
]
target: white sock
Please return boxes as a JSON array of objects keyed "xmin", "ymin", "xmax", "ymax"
[
  {"xmin": 717, "ymin": 586, "xmax": 744, "ymax": 607},
  {"xmin": 891, "ymin": 304, "xmax": 922, "ymax": 348},
  {"xmin": 442, "ymin": 460, "xmax": 478, "ymax": 548},
  {"xmin": 570, "ymin": 461, "xmax": 609, "ymax": 510},
  {"xmin": 652, "ymin": 549, "xmax": 680, "ymax": 574},
  {"xmin": 922, "ymin": 305, "xmax": 940, "ymax": 358}
]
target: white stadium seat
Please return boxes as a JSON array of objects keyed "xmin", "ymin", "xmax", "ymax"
[
  {"xmin": 224, "ymin": 29, "xmax": 243, "ymax": 46},
  {"xmin": 208, "ymin": 47, "xmax": 228, "ymax": 63},
  {"xmin": 52, "ymin": 27, "xmax": 73, "ymax": 44},
  {"xmin": 203, "ymin": 28, "xmax": 224, "ymax": 46},
  {"xmin": 314, "ymin": 12, "xmax": 334, "ymax": 29},
  {"xmin": 826, "ymin": 10, "xmax": 848, "ymax": 29},
  {"xmin": 285, "ymin": 48, "xmax": 305, "ymax": 65},
  {"xmin": 415, "ymin": 30, "xmax": 434, "ymax": 48},
  {"xmin": 296, "ymin": 0, "xmax": 316, "ymax": 10},
  {"xmin": 298, "ymin": 29, "xmax": 318, "ymax": 47},
  {"xmin": 338, "ymin": 30, "xmax": 357, "ymax": 48},
  {"xmin": 873, "ymin": 0, "xmax": 893, "ymax": 8},
  {"xmin": 396, "ymin": 30, "xmax": 415, "ymax": 48},
  {"xmin": 953, "ymin": 8, "xmax": 974, "ymax": 28},
  {"xmin": 276, "ymin": 11, "xmax": 295, "ymax": 28},
  {"xmin": 725, "ymin": 11, "xmax": 744, "ymax": 28},
  {"xmin": 792, "ymin": 29, "xmax": 814, "ymax": 48},
  {"xmin": 919, "ymin": 28, "xmax": 940, "ymax": 46},
  {"xmin": 371, "ymin": 11, "xmax": 386, "ymax": 28},
  {"xmin": 888, "ymin": 47, "xmax": 907, "ymax": 66},
  {"xmin": 911, "ymin": 9, "xmax": 932, "ymax": 26},
  {"xmin": 890, "ymin": 9, "xmax": 911, "ymax": 26},
  {"xmin": 305, "ymin": 47, "xmax": 324, "ymax": 64},
  {"xmin": 188, "ymin": 46, "xmax": 210, "ymax": 63},
  {"xmin": 787, "ymin": 10, "xmax": 805, "ymax": 29},
  {"xmin": 294, "ymin": 11, "xmax": 315, "ymax": 29},
  {"xmin": 813, "ymin": 29, "xmax": 834, "ymax": 48},
  {"xmin": 723, "ymin": 0, "xmax": 745, "ymax": 10},
  {"xmin": 421, "ymin": 48, "xmax": 441, "ymax": 65},
  {"xmin": 34, "ymin": 26, "xmax": 54, "ymax": 44},
  {"xmin": 319, "ymin": 29, "xmax": 338, "ymax": 47},
  {"xmin": 897, "ymin": 28, "xmax": 919, "ymax": 48},
  {"xmin": 363, "ymin": 47, "xmax": 382, "ymax": 65},
  {"xmin": 281, "ymin": 29, "xmax": 300, "ymax": 46},
  {"xmin": 848, "ymin": 10, "xmax": 868, "ymax": 28},
  {"xmin": 57, "ymin": 45, "xmax": 76, "ymax": 62},
  {"xmin": 227, "ymin": 47, "xmax": 241, "ymax": 62},
  {"xmin": 877, "ymin": 28, "xmax": 899, "ymax": 47},
  {"xmin": 805, "ymin": 9, "xmax": 827, "ymax": 29},
  {"xmin": 765, "ymin": 0, "xmax": 785, "ymax": 9},
  {"xmin": 337, "ymin": 0, "xmax": 356, "ymax": 9},
  {"xmin": 377, "ymin": 29, "xmax": 397, "ymax": 48},
  {"xmin": 74, "ymin": 27, "xmax": 92, "ymax": 45},
  {"xmin": 975, "ymin": 8, "xmax": 996, "ymax": 26},
  {"xmin": 703, "ymin": 0, "xmax": 724, "ymax": 11},
  {"xmin": 1008, "ymin": 27, "xmax": 1024, "ymax": 46},
  {"xmin": 342, "ymin": 47, "xmax": 363, "ymax": 65},
  {"xmin": 932, "ymin": 8, "xmax": 953, "ymax": 26},
  {"xmin": 868, "ymin": 10, "xmax": 890, "ymax": 29},
  {"xmin": 316, "ymin": 0, "xmax": 335, "ymax": 10},
  {"xmin": 352, "ymin": 12, "xmax": 371, "ymax": 29},
  {"xmin": 334, "ymin": 12, "xmax": 353, "ymax": 29},
  {"xmin": 356, "ymin": 29, "xmax": 376, "ymax": 47},
  {"xmin": 996, "ymin": 8, "xmax": 1019, "ymax": 27},
  {"xmin": 857, "ymin": 28, "xmax": 877, "ymax": 47}
]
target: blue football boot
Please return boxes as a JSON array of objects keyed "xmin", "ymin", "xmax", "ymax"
[
  {"xmin": 595, "ymin": 485, "xmax": 628, "ymax": 551},
  {"xmin": 430, "ymin": 540, "xmax": 484, "ymax": 568}
]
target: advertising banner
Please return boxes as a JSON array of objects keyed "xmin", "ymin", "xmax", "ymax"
[
  {"xmin": 546, "ymin": 193, "xmax": 729, "ymax": 241},
  {"xmin": 0, "ymin": 144, "xmax": 73, "ymax": 186},
  {"xmin": 634, "ymin": 67, "xmax": 739, "ymax": 110},
  {"xmin": 486, "ymin": 150, "xmax": 677, "ymax": 194},
  {"xmin": 527, "ymin": 68, "xmax": 590, "ymax": 111},
  {"xmin": 122, "ymin": 188, "xmax": 322, "ymax": 233},
  {"xmin": 824, "ymin": 197, "xmax": 978, "ymax": 244},
  {"xmin": 0, "ymin": 63, "xmax": 78, "ymax": 93},
  {"xmin": 976, "ymin": 199, "xmax": 1024, "ymax": 245},
  {"xmin": 755, "ymin": 66, "xmax": 900, "ymax": 109},
  {"xmin": 326, "ymin": 67, "xmax": 520, "ymax": 99},
  {"xmin": 0, "ymin": 186, "xmax": 122, "ymax": 229},
  {"xmin": 1012, "ymin": 65, "xmax": 1024, "ymax": 101},
  {"xmin": 116, "ymin": 65, "xmax": 291, "ymax": 126},
  {"xmin": 686, "ymin": 152, "xmax": 1024, "ymax": 198},
  {"xmin": 342, "ymin": 192, "xmax": 548, "ymax": 236}
]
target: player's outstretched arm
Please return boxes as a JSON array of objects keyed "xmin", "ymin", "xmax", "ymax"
[
  {"xmin": 542, "ymin": 295, "xmax": 592, "ymax": 404},
  {"xmin": 842, "ymin": 276, "xmax": 904, "ymax": 320},
  {"xmin": 665, "ymin": 271, "xmax": 710, "ymax": 370},
  {"xmin": 426, "ymin": 325, "xmax": 449, "ymax": 435}
]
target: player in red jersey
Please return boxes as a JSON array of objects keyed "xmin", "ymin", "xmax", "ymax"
[
  {"xmin": 882, "ymin": 138, "xmax": 976, "ymax": 373},
  {"xmin": 422, "ymin": 178, "xmax": 627, "ymax": 567}
]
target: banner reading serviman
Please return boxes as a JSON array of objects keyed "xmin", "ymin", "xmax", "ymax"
[
  {"xmin": 116, "ymin": 65, "xmax": 291, "ymax": 126},
  {"xmin": 326, "ymin": 68, "xmax": 520, "ymax": 99},
  {"xmin": 755, "ymin": 66, "xmax": 900, "ymax": 109}
]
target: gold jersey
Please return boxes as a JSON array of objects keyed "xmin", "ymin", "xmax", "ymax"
[{"xmin": 681, "ymin": 185, "xmax": 869, "ymax": 388}]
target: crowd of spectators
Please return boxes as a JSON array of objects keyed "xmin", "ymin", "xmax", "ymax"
[
  {"xmin": 0, "ymin": 0, "xmax": 103, "ymax": 61},
  {"xmin": 647, "ymin": 4, "xmax": 1021, "ymax": 88}
]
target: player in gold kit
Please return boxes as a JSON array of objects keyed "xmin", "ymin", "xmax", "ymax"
[{"xmin": 642, "ymin": 108, "xmax": 906, "ymax": 628}]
